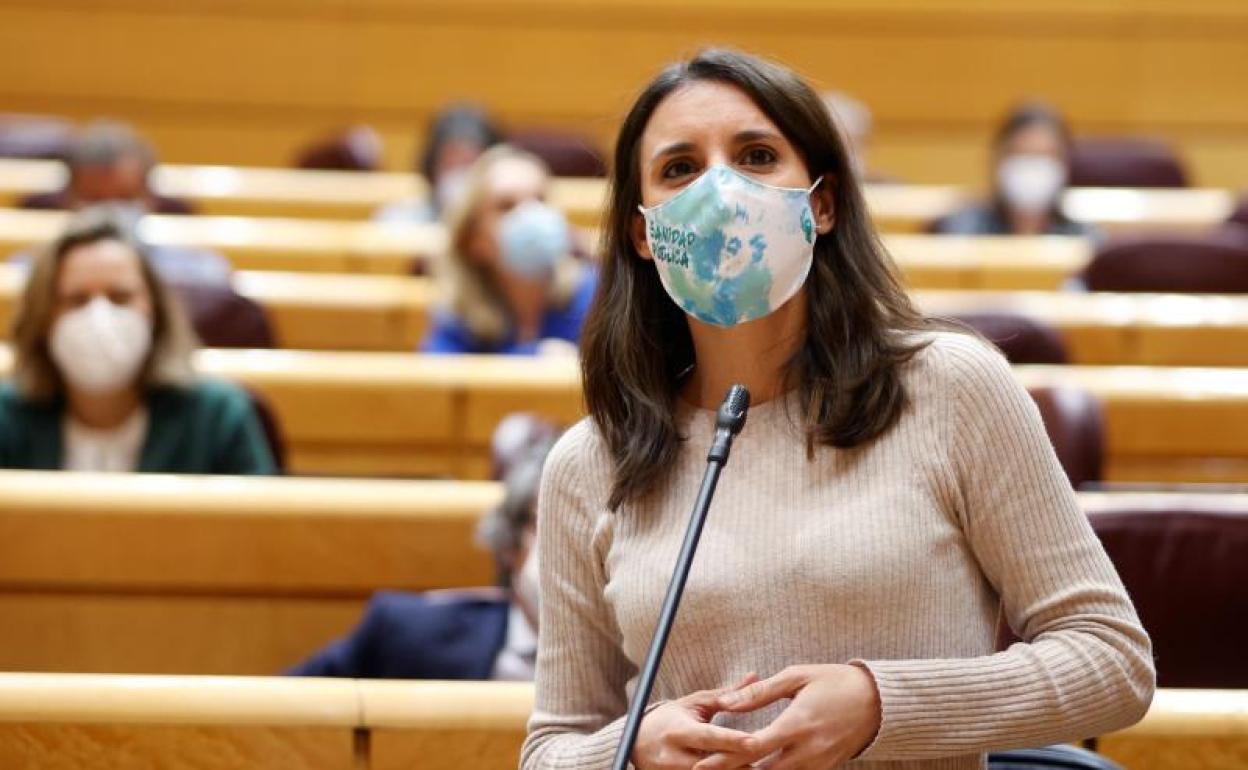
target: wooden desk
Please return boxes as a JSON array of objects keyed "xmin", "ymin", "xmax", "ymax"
[
  {"xmin": 0, "ymin": 159, "xmax": 1234, "ymax": 233},
  {"xmin": 0, "ymin": 347, "xmax": 1245, "ymax": 481},
  {"xmin": 0, "ymin": 209, "xmax": 1095, "ymax": 288},
  {"xmin": 0, "ymin": 676, "xmax": 1240, "ymax": 770},
  {"xmin": 3, "ymin": 480, "xmax": 1243, "ymax": 676},
  {"xmin": 2, "ymin": 348, "xmax": 1247, "ymax": 482},
  {"xmin": 0, "ymin": 265, "xmax": 437, "ymax": 351},
  {"xmin": 0, "ymin": 471, "xmax": 499, "ymax": 675},
  {"xmin": 0, "ymin": 207, "xmax": 443, "ymax": 274},
  {"xmin": 12, "ymin": 262, "xmax": 1248, "ymax": 365},
  {"xmin": 0, "ymin": 159, "xmax": 605, "ymax": 226},
  {"xmin": 0, "ymin": 673, "xmax": 361, "ymax": 770},
  {"xmin": 889, "ymin": 234, "xmax": 1094, "ymax": 290},
  {"xmin": 915, "ymin": 289, "xmax": 1248, "ymax": 367}
]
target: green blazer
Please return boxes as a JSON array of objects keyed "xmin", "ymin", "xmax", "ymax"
[{"xmin": 0, "ymin": 379, "xmax": 277, "ymax": 475}]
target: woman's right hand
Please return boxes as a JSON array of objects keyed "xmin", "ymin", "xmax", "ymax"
[{"xmin": 632, "ymin": 676, "xmax": 760, "ymax": 770}]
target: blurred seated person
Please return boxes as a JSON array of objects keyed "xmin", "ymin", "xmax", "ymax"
[
  {"xmin": 421, "ymin": 144, "xmax": 596, "ymax": 355},
  {"xmin": 374, "ymin": 104, "xmax": 504, "ymax": 225},
  {"xmin": 287, "ymin": 429, "xmax": 553, "ymax": 680},
  {"xmin": 821, "ymin": 91, "xmax": 893, "ymax": 184},
  {"xmin": 933, "ymin": 102, "xmax": 1096, "ymax": 237},
  {"xmin": 0, "ymin": 208, "xmax": 275, "ymax": 473},
  {"xmin": 21, "ymin": 120, "xmax": 193, "ymax": 215}
]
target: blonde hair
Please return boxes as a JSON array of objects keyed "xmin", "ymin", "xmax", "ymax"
[
  {"xmin": 11, "ymin": 206, "xmax": 198, "ymax": 400},
  {"xmin": 437, "ymin": 144, "xmax": 583, "ymax": 344}
]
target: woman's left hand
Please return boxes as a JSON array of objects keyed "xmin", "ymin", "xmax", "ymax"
[{"xmin": 693, "ymin": 664, "xmax": 882, "ymax": 770}]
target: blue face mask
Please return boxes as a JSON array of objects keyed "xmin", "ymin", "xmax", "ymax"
[
  {"xmin": 498, "ymin": 200, "xmax": 571, "ymax": 278},
  {"xmin": 639, "ymin": 164, "xmax": 821, "ymax": 327}
]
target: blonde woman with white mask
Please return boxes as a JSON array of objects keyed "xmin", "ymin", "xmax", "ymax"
[
  {"xmin": 0, "ymin": 207, "xmax": 275, "ymax": 474},
  {"xmin": 933, "ymin": 102, "xmax": 1098, "ymax": 238},
  {"xmin": 422, "ymin": 145, "xmax": 597, "ymax": 355}
]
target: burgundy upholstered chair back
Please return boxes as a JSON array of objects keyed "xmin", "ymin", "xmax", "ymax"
[
  {"xmin": 171, "ymin": 281, "xmax": 276, "ymax": 349},
  {"xmin": 509, "ymin": 129, "xmax": 607, "ymax": 177},
  {"xmin": 1069, "ymin": 137, "xmax": 1188, "ymax": 188},
  {"xmin": 1028, "ymin": 387, "xmax": 1104, "ymax": 491},
  {"xmin": 1087, "ymin": 498, "xmax": 1248, "ymax": 688},
  {"xmin": 953, "ymin": 313, "xmax": 1069, "ymax": 365},
  {"xmin": 1081, "ymin": 233, "xmax": 1248, "ymax": 293},
  {"xmin": 295, "ymin": 126, "xmax": 383, "ymax": 172}
]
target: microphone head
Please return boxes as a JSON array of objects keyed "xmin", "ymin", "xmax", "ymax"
[{"xmin": 716, "ymin": 384, "xmax": 750, "ymax": 436}]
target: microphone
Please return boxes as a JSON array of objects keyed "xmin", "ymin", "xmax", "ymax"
[{"xmin": 610, "ymin": 384, "xmax": 751, "ymax": 770}]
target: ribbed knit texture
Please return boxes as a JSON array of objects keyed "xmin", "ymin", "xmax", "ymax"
[{"xmin": 521, "ymin": 333, "xmax": 1154, "ymax": 770}]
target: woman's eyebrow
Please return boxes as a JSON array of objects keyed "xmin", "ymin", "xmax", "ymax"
[
  {"xmin": 650, "ymin": 141, "xmax": 696, "ymax": 162},
  {"xmin": 733, "ymin": 129, "xmax": 783, "ymax": 144}
]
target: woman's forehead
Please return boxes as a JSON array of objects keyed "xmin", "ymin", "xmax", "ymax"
[
  {"xmin": 58, "ymin": 240, "xmax": 143, "ymax": 288},
  {"xmin": 642, "ymin": 81, "xmax": 782, "ymax": 160},
  {"xmin": 485, "ymin": 157, "xmax": 547, "ymax": 198}
]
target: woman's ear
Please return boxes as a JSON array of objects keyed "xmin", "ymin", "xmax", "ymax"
[
  {"xmin": 631, "ymin": 211, "xmax": 654, "ymax": 261},
  {"xmin": 812, "ymin": 174, "xmax": 836, "ymax": 235}
]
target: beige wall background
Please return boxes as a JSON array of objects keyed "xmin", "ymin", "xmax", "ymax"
[{"xmin": 2, "ymin": 0, "xmax": 1246, "ymax": 187}]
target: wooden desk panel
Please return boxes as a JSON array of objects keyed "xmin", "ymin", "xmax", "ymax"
[
  {"xmin": 0, "ymin": 674, "xmax": 357, "ymax": 770},
  {"xmin": 0, "ymin": 158, "xmax": 1235, "ymax": 233},
  {"xmin": 0, "ymin": 675, "xmax": 1242, "ymax": 770},
  {"xmin": 0, "ymin": 208, "xmax": 442, "ymax": 275},
  {"xmin": 1, "ymin": 347, "xmax": 1245, "ymax": 481},
  {"xmin": 0, "ymin": 472, "xmax": 500, "ymax": 674},
  {"xmin": 0, "ymin": 208, "xmax": 1095, "ymax": 288},
  {"xmin": 0, "ymin": 472, "xmax": 499, "ymax": 592},
  {"xmin": 916, "ymin": 290, "xmax": 1248, "ymax": 367},
  {"xmin": 16, "ymin": 262, "xmax": 1248, "ymax": 367}
]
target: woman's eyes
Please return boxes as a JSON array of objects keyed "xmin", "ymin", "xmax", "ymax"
[
  {"xmin": 661, "ymin": 159, "xmax": 698, "ymax": 180},
  {"xmin": 660, "ymin": 147, "xmax": 778, "ymax": 180},
  {"xmin": 740, "ymin": 146, "xmax": 777, "ymax": 166}
]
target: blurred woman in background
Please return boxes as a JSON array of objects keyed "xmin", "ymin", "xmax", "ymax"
[
  {"xmin": 422, "ymin": 144, "xmax": 597, "ymax": 355},
  {"xmin": 375, "ymin": 104, "xmax": 505, "ymax": 224},
  {"xmin": 0, "ymin": 208, "xmax": 276, "ymax": 474},
  {"xmin": 933, "ymin": 102, "xmax": 1096, "ymax": 237}
]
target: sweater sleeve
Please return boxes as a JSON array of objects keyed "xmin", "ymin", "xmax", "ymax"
[
  {"xmin": 855, "ymin": 337, "xmax": 1154, "ymax": 760},
  {"xmin": 520, "ymin": 423, "xmax": 637, "ymax": 770}
]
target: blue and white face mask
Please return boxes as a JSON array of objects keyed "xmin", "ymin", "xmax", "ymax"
[
  {"xmin": 639, "ymin": 164, "xmax": 821, "ymax": 327},
  {"xmin": 499, "ymin": 200, "xmax": 571, "ymax": 278}
]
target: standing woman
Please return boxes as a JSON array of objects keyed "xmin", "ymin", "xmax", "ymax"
[{"xmin": 522, "ymin": 50, "xmax": 1152, "ymax": 770}]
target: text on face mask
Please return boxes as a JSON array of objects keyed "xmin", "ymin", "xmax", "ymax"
[{"xmin": 648, "ymin": 221, "xmax": 696, "ymax": 268}]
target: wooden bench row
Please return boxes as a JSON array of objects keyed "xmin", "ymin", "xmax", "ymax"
[
  {"xmin": 0, "ymin": 158, "xmax": 1236, "ymax": 232},
  {"xmin": 0, "ymin": 471, "xmax": 497, "ymax": 675},
  {"xmin": 0, "ymin": 675, "xmax": 1240, "ymax": 770},
  {"xmin": 0, "ymin": 208, "xmax": 1107, "ymax": 288},
  {"xmin": 2, "ymin": 347, "xmax": 1245, "ymax": 482},
  {"xmin": 0, "ymin": 474, "xmax": 1240, "ymax": 676},
  {"xmin": 8, "ymin": 264, "xmax": 1248, "ymax": 366}
]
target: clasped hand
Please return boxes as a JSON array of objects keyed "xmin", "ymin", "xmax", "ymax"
[{"xmin": 632, "ymin": 664, "xmax": 881, "ymax": 770}]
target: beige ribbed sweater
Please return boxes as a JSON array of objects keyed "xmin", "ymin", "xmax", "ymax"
[{"xmin": 521, "ymin": 333, "xmax": 1154, "ymax": 770}]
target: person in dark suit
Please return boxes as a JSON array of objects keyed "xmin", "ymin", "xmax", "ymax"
[{"xmin": 286, "ymin": 429, "xmax": 551, "ymax": 680}]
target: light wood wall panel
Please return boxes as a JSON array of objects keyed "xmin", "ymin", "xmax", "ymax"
[{"xmin": 0, "ymin": 1, "xmax": 1245, "ymax": 185}]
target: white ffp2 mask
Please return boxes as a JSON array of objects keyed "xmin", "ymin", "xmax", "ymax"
[
  {"xmin": 50, "ymin": 296, "xmax": 152, "ymax": 394},
  {"xmin": 997, "ymin": 155, "xmax": 1067, "ymax": 213}
]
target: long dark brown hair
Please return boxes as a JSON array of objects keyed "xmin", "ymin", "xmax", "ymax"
[{"xmin": 582, "ymin": 49, "xmax": 935, "ymax": 510}]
